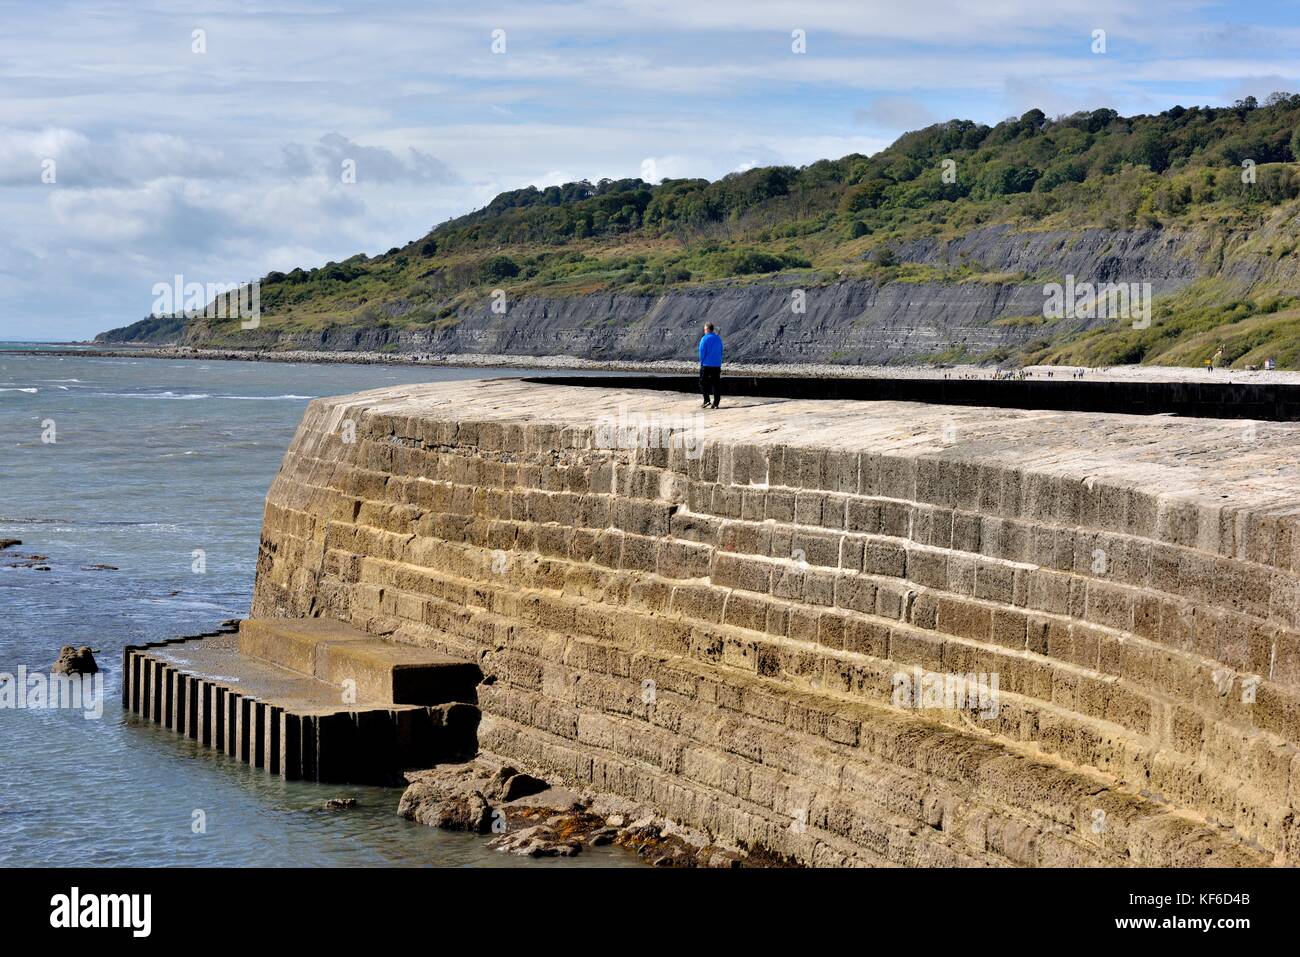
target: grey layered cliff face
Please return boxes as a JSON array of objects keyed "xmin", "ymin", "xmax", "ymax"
[
  {"xmin": 891, "ymin": 224, "xmax": 1215, "ymax": 280},
  {"xmin": 223, "ymin": 280, "xmax": 1104, "ymax": 364},
  {"xmin": 103, "ymin": 225, "xmax": 1263, "ymax": 363}
]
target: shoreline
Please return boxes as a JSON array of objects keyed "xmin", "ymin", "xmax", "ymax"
[{"xmin": 8, "ymin": 343, "xmax": 1300, "ymax": 385}]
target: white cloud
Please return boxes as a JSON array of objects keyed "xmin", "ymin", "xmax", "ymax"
[
  {"xmin": 284, "ymin": 133, "xmax": 459, "ymax": 184},
  {"xmin": 854, "ymin": 97, "xmax": 938, "ymax": 132},
  {"xmin": 1, "ymin": 0, "xmax": 1296, "ymax": 339}
]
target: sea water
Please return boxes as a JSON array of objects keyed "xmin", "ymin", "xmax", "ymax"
[{"xmin": 0, "ymin": 351, "xmax": 634, "ymax": 867}]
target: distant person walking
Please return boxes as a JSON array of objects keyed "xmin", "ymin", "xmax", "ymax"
[{"xmin": 698, "ymin": 322, "xmax": 723, "ymax": 409}]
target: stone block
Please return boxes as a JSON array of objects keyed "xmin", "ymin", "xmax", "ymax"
[
  {"xmin": 766, "ymin": 490, "xmax": 796, "ymax": 523},
  {"xmin": 974, "ymin": 561, "xmax": 1015, "ymax": 605},
  {"xmin": 937, "ymin": 596, "xmax": 992, "ymax": 643},
  {"xmin": 659, "ymin": 540, "xmax": 712, "ymax": 580},
  {"xmin": 846, "ymin": 499, "xmax": 881, "ymax": 534},
  {"xmin": 792, "ymin": 530, "xmax": 841, "ymax": 569},
  {"xmin": 905, "ymin": 548, "xmax": 947, "ymax": 590},
  {"xmin": 794, "ymin": 492, "xmax": 826, "ymax": 526},
  {"xmin": 843, "ymin": 618, "xmax": 889, "ymax": 658},
  {"xmin": 712, "ymin": 553, "xmax": 772, "ymax": 594},
  {"xmin": 835, "ymin": 575, "xmax": 878, "ymax": 615},
  {"xmin": 863, "ymin": 541, "xmax": 907, "ymax": 578},
  {"xmin": 804, "ymin": 570, "xmax": 837, "ymax": 607},
  {"xmin": 771, "ymin": 566, "xmax": 806, "ymax": 601},
  {"xmin": 990, "ymin": 608, "xmax": 1027, "ymax": 651}
]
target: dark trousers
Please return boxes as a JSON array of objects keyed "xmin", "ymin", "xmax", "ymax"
[{"xmin": 699, "ymin": 366, "xmax": 721, "ymax": 407}]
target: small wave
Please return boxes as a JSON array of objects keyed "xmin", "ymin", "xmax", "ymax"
[
  {"xmin": 93, "ymin": 391, "xmax": 311, "ymax": 401},
  {"xmin": 96, "ymin": 391, "xmax": 211, "ymax": 400},
  {"xmin": 220, "ymin": 394, "xmax": 312, "ymax": 401},
  {"xmin": 0, "ymin": 517, "xmax": 182, "ymax": 528},
  {"xmin": 0, "ymin": 387, "xmax": 36, "ymax": 393}
]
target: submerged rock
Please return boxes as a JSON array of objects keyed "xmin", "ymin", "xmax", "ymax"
[
  {"xmin": 323, "ymin": 798, "xmax": 358, "ymax": 811},
  {"xmin": 487, "ymin": 824, "xmax": 582, "ymax": 858},
  {"xmin": 4, "ymin": 547, "xmax": 51, "ymax": 570},
  {"xmin": 51, "ymin": 646, "xmax": 98, "ymax": 675}
]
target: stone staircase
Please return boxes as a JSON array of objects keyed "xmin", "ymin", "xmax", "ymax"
[
  {"xmin": 123, "ymin": 618, "xmax": 482, "ymax": 784},
  {"xmin": 245, "ymin": 379, "xmax": 1300, "ymax": 865}
]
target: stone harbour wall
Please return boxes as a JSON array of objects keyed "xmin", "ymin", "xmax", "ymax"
[{"xmin": 250, "ymin": 378, "xmax": 1300, "ymax": 866}]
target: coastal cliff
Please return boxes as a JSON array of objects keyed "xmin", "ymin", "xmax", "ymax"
[
  {"xmin": 247, "ymin": 378, "xmax": 1300, "ymax": 865},
  {"xmin": 100, "ymin": 222, "xmax": 1296, "ymax": 366}
]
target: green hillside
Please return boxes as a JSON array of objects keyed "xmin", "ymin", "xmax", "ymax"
[{"xmin": 104, "ymin": 95, "xmax": 1300, "ymax": 367}]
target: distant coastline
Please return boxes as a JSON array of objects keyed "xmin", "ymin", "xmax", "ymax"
[
  {"xmin": 9, "ymin": 343, "xmax": 1300, "ymax": 385},
  {"xmin": 1, "ymin": 343, "xmax": 944, "ymax": 377}
]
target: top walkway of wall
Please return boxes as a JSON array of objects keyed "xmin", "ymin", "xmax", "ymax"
[{"xmin": 530, "ymin": 373, "xmax": 1300, "ymax": 421}]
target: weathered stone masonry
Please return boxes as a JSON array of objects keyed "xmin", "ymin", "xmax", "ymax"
[{"xmin": 251, "ymin": 378, "xmax": 1300, "ymax": 866}]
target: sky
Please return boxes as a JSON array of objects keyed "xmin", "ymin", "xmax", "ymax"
[{"xmin": 2, "ymin": 0, "xmax": 1299, "ymax": 341}]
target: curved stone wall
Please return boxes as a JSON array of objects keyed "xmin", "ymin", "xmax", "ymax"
[{"xmin": 251, "ymin": 378, "xmax": 1300, "ymax": 866}]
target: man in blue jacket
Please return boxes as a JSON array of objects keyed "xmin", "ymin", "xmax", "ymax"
[{"xmin": 698, "ymin": 322, "xmax": 723, "ymax": 409}]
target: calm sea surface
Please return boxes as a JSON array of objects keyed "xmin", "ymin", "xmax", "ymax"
[{"xmin": 0, "ymin": 350, "xmax": 634, "ymax": 867}]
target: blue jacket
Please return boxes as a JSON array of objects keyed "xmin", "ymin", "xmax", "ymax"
[{"xmin": 698, "ymin": 332, "xmax": 723, "ymax": 367}]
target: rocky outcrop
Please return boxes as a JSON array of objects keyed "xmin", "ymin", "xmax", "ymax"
[
  {"xmin": 398, "ymin": 760, "xmax": 547, "ymax": 832},
  {"xmin": 397, "ymin": 757, "xmax": 752, "ymax": 865},
  {"xmin": 251, "ymin": 377, "xmax": 1300, "ymax": 866},
  {"xmin": 51, "ymin": 646, "xmax": 98, "ymax": 675}
]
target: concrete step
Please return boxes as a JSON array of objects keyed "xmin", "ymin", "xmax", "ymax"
[
  {"xmin": 237, "ymin": 617, "xmax": 481, "ymax": 705},
  {"xmin": 122, "ymin": 622, "xmax": 483, "ymax": 784}
]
